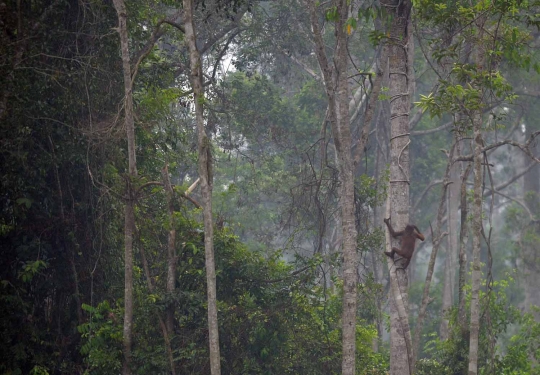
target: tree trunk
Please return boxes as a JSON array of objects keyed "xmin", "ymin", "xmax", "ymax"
[
  {"xmin": 161, "ymin": 166, "xmax": 177, "ymax": 336},
  {"xmin": 522, "ymin": 127, "xmax": 540, "ymax": 320},
  {"xmin": 468, "ymin": 113, "xmax": 483, "ymax": 375},
  {"xmin": 371, "ymin": 115, "xmax": 387, "ymax": 350},
  {"xmin": 413, "ymin": 145, "xmax": 454, "ymax": 365},
  {"xmin": 305, "ymin": 0, "xmax": 358, "ymax": 372},
  {"xmin": 183, "ymin": 1, "xmax": 221, "ymax": 373},
  {"xmin": 381, "ymin": 0, "xmax": 413, "ymax": 373},
  {"xmin": 468, "ymin": 20, "xmax": 486, "ymax": 375},
  {"xmin": 112, "ymin": 1, "xmax": 137, "ymax": 373},
  {"xmin": 140, "ymin": 245, "xmax": 177, "ymax": 375},
  {"xmin": 458, "ymin": 162, "xmax": 471, "ymax": 327},
  {"xmin": 122, "ymin": 196, "xmax": 135, "ymax": 375},
  {"xmin": 385, "ymin": 199, "xmax": 414, "ymax": 375},
  {"xmin": 440, "ymin": 151, "xmax": 459, "ymax": 340},
  {"xmin": 334, "ymin": 3, "xmax": 358, "ymax": 375}
]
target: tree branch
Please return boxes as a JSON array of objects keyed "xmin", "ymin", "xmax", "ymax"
[
  {"xmin": 484, "ymin": 162, "xmax": 537, "ymax": 198},
  {"xmin": 454, "ymin": 130, "xmax": 540, "ymax": 163},
  {"xmin": 411, "ymin": 121, "xmax": 452, "ymax": 136},
  {"xmin": 131, "ymin": 11, "xmax": 184, "ymax": 85},
  {"xmin": 412, "ymin": 179, "xmax": 443, "ymax": 214}
]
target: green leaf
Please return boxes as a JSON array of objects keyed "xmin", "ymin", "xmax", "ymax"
[
  {"xmin": 325, "ymin": 6, "xmax": 338, "ymax": 21},
  {"xmin": 16, "ymin": 197, "xmax": 32, "ymax": 208}
]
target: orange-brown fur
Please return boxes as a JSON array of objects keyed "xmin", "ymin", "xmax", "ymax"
[{"xmin": 384, "ymin": 217, "xmax": 425, "ymax": 269}]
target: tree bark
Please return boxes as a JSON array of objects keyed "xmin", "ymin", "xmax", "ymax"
[
  {"xmin": 458, "ymin": 162, "xmax": 471, "ymax": 326},
  {"xmin": 468, "ymin": 112, "xmax": 483, "ymax": 375},
  {"xmin": 112, "ymin": 1, "xmax": 137, "ymax": 373},
  {"xmin": 140, "ymin": 245, "xmax": 177, "ymax": 375},
  {"xmin": 334, "ymin": 3, "xmax": 358, "ymax": 375},
  {"xmin": 385, "ymin": 203, "xmax": 414, "ymax": 375},
  {"xmin": 371, "ymin": 112, "xmax": 387, "ymax": 350},
  {"xmin": 305, "ymin": 0, "xmax": 358, "ymax": 372},
  {"xmin": 381, "ymin": 0, "xmax": 413, "ymax": 373},
  {"xmin": 522, "ymin": 126, "xmax": 540, "ymax": 320},
  {"xmin": 161, "ymin": 166, "xmax": 177, "ymax": 336},
  {"xmin": 122, "ymin": 201, "xmax": 135, "ymax": 375},
  {"xmin": 468, "ymin": 19, "xmax": 486, "ymax": 375},
  {"xmin": 413, "ymin": 145, "xmax": 454, "ymax": 365},
  {"xmin": 440, "ymin": 147, "xmax": 460, "ymax": 339},
  {"xmin": 183, "ymin": 1, "xmax": 221, "ymax": 373}
]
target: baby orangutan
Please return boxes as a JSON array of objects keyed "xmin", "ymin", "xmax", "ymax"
[{"xmin": 384, "ymin": 217, "xmax": 425, "ymax": 269}]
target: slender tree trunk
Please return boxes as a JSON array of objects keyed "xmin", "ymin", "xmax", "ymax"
[
  {"xmin": 438, "ymin": 30, "xmax": 462, "ymax": 337},
  {"xmin": 440, "ymin": 150, "xmax": 459, "ymax": 339},
  {"xmin": 161, "ymin": 166, "xmax": 177, "ymax": 336},
  {"xmin": 522, "ymin": 128, "xmax": 540, "ymax": 320},
  {"xmin": 371, "ymin": 126, "xmax": 386, "ymax": 351},
  {"xmin": 468, "ymin": 114, "xmax": 483, "ymax": 375},
  {"xmin": 413, "ymin": 145, "xmax": 455, "ymax": 365},
  {"xmin": 368, "ymin": 44, "xmax": 388, "ymax": 353},
  {"xmin": 112, "ymin": 1, "xmax": 137, "ymax": 374},
  {"xmin": 458, "ymin": 162, "xmax": 471, "ymax": 326},
  {"xmin": 183, "ymin": 1, "xmax": 221, "ymax": 373},
  {"xmin": 122, "ymin": 195, "xmax": 135, "ymax": 375},
  {"xmin": 468, "ymin": 20, "xmax": 486, "ymax": 375},
  {"xmin": 140, "ymin": 245, "xmax": 177, "ymax": 375},
  {"xmin": 381, "ymin": 0, "xmax": 413, "ymax": 373},
  {"xmin": 334, "ymin": 3, "xmax": 358, "ymax": 374},
  {"xmin": 305, "ymin": 0, "xmax": 358, "ymax": 372}
]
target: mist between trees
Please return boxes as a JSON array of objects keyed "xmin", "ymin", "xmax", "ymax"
[{"xmin": 1, "ymin": 0, "xmax": 540, "ymax": 374}]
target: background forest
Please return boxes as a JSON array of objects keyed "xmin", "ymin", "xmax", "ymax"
[{"xmin": 1, "ymin": 0, "xmax": 540, "ymax": 374}]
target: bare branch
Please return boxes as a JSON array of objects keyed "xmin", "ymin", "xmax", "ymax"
[
  {"xmin": 353, "ymin": 54, "xmax": 384, "ymax": 167},
  {"xmin": 412, "ymin": 179, "xmax": 443, "ymax": 214},
  {"xmin": 411, "ymin": 121, "xmax": 452, "ymax": 136},
  {"xmin": 454, "ymin": 130, "xmax": 540, "ymax": 163},
  {"xmin": 484, "ymin": 162, "xmax": 537, "ymax": 197},
  {"xmin": 487, "ymin": 188, "xmax": 534, "ymax": 221},
  {"xmin": 131, "ymin": 11, "xmax": 184, "ymax": 85},
  {"xmin": 408, "ymin": 108, "xmax": 425, "ymax": 130},
  {"xmin": 186, "ymin": 177, "xmax": 200, "ymax": 195},
  {"xmin": 278, "ymin": 48, "xmax": 321, "ymax": 81},
  {"xmin": 200, "ymin": 10, "xmax": 246, "ymax": 55}
]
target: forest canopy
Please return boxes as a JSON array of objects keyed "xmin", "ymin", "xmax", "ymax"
[{"xmin": 1, "ymin": 0, "xmax": 540, "ymax": 374}]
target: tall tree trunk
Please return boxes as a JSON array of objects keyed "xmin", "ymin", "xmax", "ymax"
[
  {"xmin": 468, "ymin": 111, "xmax": 483, "ymax": 375},
  {"xmin": 381, "ymin": 0, "xmax": 413, "ymax": 373},
  {"xmin": 305, "ymin": 0, "xmax": 358, "ymax": 372},
  {"xmin": 522, "ymin": 127, "xmax": 540, "ymax": 320},
  {"xmin": 369, "ymin": 44, "xmax": 389, "ymax": 353},
  {"xmin": 458, "ymin": 162, "xmax": 471, "ymax": 326},
  {"xmin": 413, "ymin": 146, "xmax": 455, "ymax": 365},
  {"xmin": 440, "ymin": 153, "xmax": 459, "ymax": 339},
  {"xmin": 335, "ymin": 3, "xmax": 358, "ymax": 373},
  {"xmin": 385, "ymin": 200, "xmax": 414, "ymax": 375},
  {"xmin": 112, "ymin": 1, "xmax": 137, "ymax": 374},
  {"xmin": 468, "ymin": 20, "xmax": 486, "ymax": 375},
  {"xmin": 140, "ymin": 245, "xmax": 177, "ymax": 375},
  {"xmin": 161, "ymin": 166, "xmax": 177, "ymax": 336},
  {"xmin": 183, "ymin": 1, "xmax": 221, "ymax": 373},
  {"xmin": 371, "ymin": 117, "xmax": 387, "ymax": 351}
]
